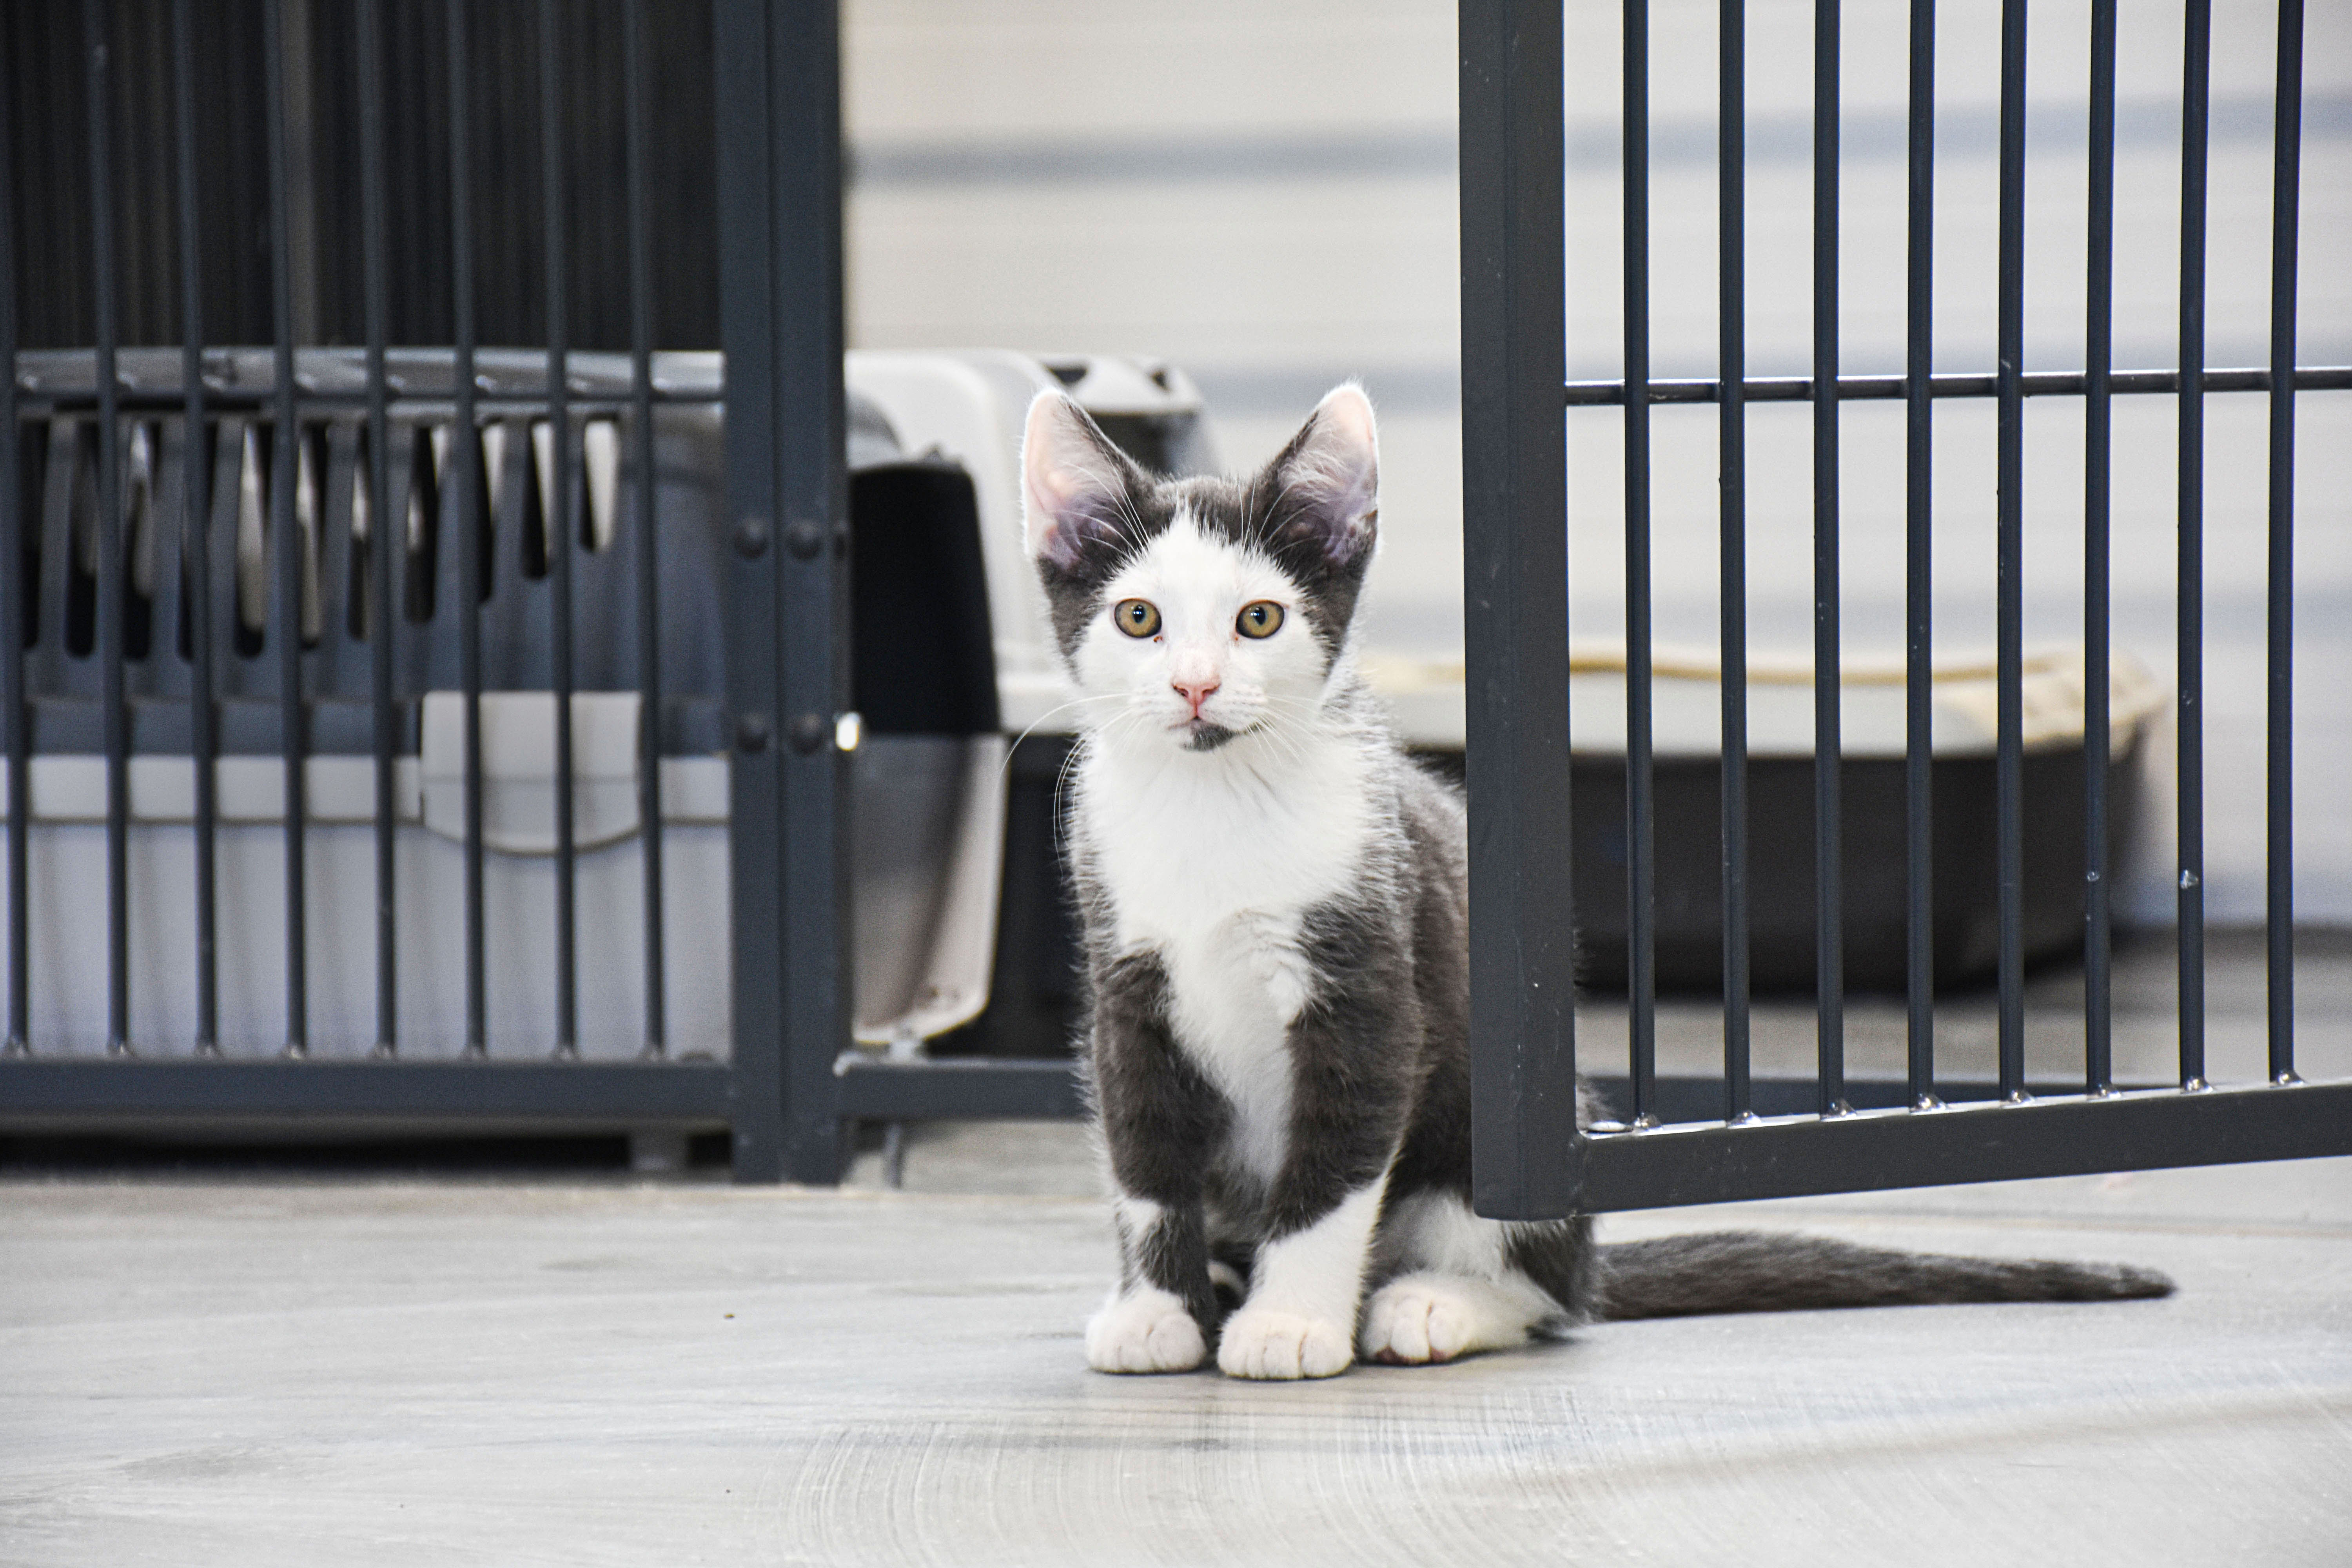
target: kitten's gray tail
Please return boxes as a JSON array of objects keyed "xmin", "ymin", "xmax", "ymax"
[{"xmin": 1594, "ymin": 1231, "xmax": 2174, "ymax": 1321}]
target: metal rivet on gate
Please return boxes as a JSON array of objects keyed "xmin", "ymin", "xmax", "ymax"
[
  {"xmin": 735, "ymin": 713, "xmax": 771, "ymax": 754},
  {"xmin": 784, "ymin": 519, "xmax": 824, "ymax": 561},
  {"xmin": 733, "ymin": 516, "xmax": 771, "ymax": 559},
  {"xmin": 789, "ymin": 713, "xmax": 827, "ymax": 755}
]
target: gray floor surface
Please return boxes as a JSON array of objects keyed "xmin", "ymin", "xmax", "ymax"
[{"xmin": 6, "ymin": 1129, "xmax": 2351, "ymax": 1567}]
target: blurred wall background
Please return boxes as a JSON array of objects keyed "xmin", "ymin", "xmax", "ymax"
[
  {"xmin": 844, "ymin": 0, "xmax": 2349, "ymax": 929},
  {"xmin": 5, "ymin": 0, "xmax": 2345, "ymax": 931}
]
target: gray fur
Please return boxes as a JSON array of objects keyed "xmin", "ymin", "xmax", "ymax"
[{"xmin": 1597, "ymin": 1233, "xmax": 2173, "ymax": 1319}]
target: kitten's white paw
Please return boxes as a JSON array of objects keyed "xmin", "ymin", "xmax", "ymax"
[
  {"xmin": 1360, "ymin": 1279, "xmax": 1479, "ymax": 1365},
  {"xmin": 1216, "ymin": 1307, "xmax": 1354, "ymax": 1380},
  {"xmin": 1085, "ymin": 1288, "xmax": 1207, "ymax": 1374}
]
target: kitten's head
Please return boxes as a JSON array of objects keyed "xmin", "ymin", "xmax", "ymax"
[{"xmin": 1021, "ymin": 384, "xmax": 1380, "ymax": 754}]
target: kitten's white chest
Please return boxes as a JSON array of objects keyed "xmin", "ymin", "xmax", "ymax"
[
  {"xmin": 1082, "ymin": 735, "xmax": 1371, "ymax": 951},
  {"xmin": 1080, "ymin": 737, "xmax": 1376, "ymax": 1182}
]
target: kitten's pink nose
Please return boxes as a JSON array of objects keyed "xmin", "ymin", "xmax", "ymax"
[{"xmin": 1172, "ymin": 676, "xmax": 1220, "ymax": 717}]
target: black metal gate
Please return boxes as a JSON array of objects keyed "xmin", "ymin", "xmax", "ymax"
[
  {"xmin": 1462, "ymin": 0, "xmax": 2352, "ymax": 1217},
  {"xmin": 0, "ymin": 0, "xmax": 940, "ymax": 1182}
]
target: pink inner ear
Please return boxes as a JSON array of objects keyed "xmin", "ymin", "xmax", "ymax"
[
  {"xmin": 1022, "ymin": 393, "xmax": 1123, "ymax": 568},
  {"xmin": 1313, "ymin": 385, "xmax": 1379, "ymax": 463},
  {"xmin": 1280, "ymin": 387, "xmax": 1379, "ymax": 561}
]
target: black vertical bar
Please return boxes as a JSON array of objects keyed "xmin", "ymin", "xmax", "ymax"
[
  {"xmin": 714, "ymin": 0, "xmax": 788, "ymax": 1179},
  {"xmin": 1994, "ymin": 0, "xmax": 2027, "ymax": 1101},
  {"xmin": 2178, "ymin": 0, "xmax": 2210, "ymax": 1090},
  {"xmin": 1718, "ymin": 0, "xmax": 1750, "ymax": 1123},
  {"xmin": 625, "ymin": 0, "xmax": 667, "ymax": 1058},
  {"xmin": 2084, "ymin": 0, "xmax": 2116, "ymax": 1096},
  {"xmin": 769, "ymin": 0, "xmax": 850, "ymax": 1180},
  {"xmin": 447, "ymin": 0, "xmax": 486, "ymax": 1057},
  {"xmin": 358, "ymin": 0, "xmax": 396, "ymax": 1059},
  {"xmin": 86, "ymin": 0, "xmax": 132, "ymax": 1058},
  {"xmin": 1904, "ymin": 0, "xmax": 1936, "ymax": 1108},
  {"xmin": 714, "ymin": 0, "xmax": 850, "ymax": 1179},
  {"xmin": 541, "ymin": 0, "xmax": 578, "ymax": 1060},
  {"xmin": 1811, "ymin": 0, "xmax": 1844, "ymax": 1114},
  {"xmin": 1462, "ymin": 0, "xmax": 1576, "ymax": 1218},
  {"xmin": 173, "ymin": 0, "xmax": 218, "ymax": 1056},
  {"xmin": 263, "ymin": 0, "xmax": 307, "ymax": 1057},
  {"xmin": 0, "ymin": 22, "xmax": 23, "ymax": 1056},
  {"xmin": 1623, "ymin": 0, "xmax": 1656, "ymax": 1125},
  {"xmin": 2266, "ymin": 0, "xmax": 2302, "ymax": 1085}
]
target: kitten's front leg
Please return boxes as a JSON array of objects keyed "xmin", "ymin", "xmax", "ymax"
[
  {"xmin": 1217, "ymin": 1176, "xmax": 1388, "ymax": 1380},
  {"xmin": 1086, "ymin": 953, "xmax": 1229, "ymax": 1375},
  {"xmin": 1218, "ymin": 933, "xmax": 1412, "ymax": 1381},
  {"xmin": 1087, "ymin": 1194, "xmax": 1215, "ymax": 1374}
]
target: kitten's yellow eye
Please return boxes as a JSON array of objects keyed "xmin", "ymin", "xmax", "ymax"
[
  {"xmin": 1114, "ymin": 599, "xmax": 1161, "ymax": 638},
  {"xmin": 1237, "ymin": 601, "xmax": 1284, "ymax": 639}
]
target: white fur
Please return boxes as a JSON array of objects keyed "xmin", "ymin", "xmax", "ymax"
[
  {"xmin": 1166, "ymin": 913, "xmax": 1300, "ymax": 1185},
  {"xmin": 1217, "ymin": 1178, "xmax": 1387, "ymax": 1380},
  {"xmin": 1376, "ymin": 1189, "xmax": 1510, "ymax": 1278},
  {"xmin": 1085, "ymin": 1284, "xmax": 1207, "ymax": 1375},
  {"xmin": 1359, "ymin": 1191, "xmax": 1560, "ymax": 1364},
  {"xmin": 1359, "ymin": 1273, "xmax": 1554, "ymax": 1365}
]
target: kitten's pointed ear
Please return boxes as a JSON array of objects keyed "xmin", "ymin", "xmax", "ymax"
[
  {"xmin": 1269, "ymin": 383, "xmax": 1379, "ymax": 568},
  {"xmin": 1022, "ymin": 392, "xmax": 1140, "ymax": 572}
]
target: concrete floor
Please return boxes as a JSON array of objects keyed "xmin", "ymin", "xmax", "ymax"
[
  {"xmin": 6, "ymin": 1130, "xmax": 2351, "ymax": 1566},
  {"xmin": 6, "ymin": 927, "xmax": 2346, "ymax": 1564}
]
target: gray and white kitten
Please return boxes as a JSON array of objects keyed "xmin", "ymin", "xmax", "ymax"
[{"xmin": 1021, "ymin": 385, "xmax": 2170, "ymax": 1381}]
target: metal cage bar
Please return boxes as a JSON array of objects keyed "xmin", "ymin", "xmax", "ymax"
[
  {"xmin": 172, "ymin": 0, "xmax": 221, "ymax": 1059},
  {"xmin": 358, "ymin": 0, "xmax": 398, "ymax": 1060},
  {"xmin": 448, "ymin": 0, "xmax": 488, "ymax": 1059},
  {"xmin": 85, "ymin": 0, "xmax": 132, "ymax": 1059},
  {"xmin": 713, "ymin": 0, "xmax": 789, "ymax": 1179},
  {"xmin": 2267, "ymin": 0, "xmax": 2303, "ymax": 1087},
  {"xmin": 1461, "ymin": 0, "xmax": 1579, "ymax": 1220},
  {"xmin": 2083, "ymin": 0, "xmax": 2116, "ymax": 1098},
  {"xmin": 541, "ymin": 0, "xmax": 581, "ymax": 1062},
  {"xmin": 1623, "ymin": 0, "xmax": 1657, "ymax": 1125},
  {"xmin": 0, "ymin": 13, "xmax": 20, "ymax": 1060},
  {"xmin": 1903, "ymin": 0, "xmax": 1935, "ymax": 1109},
  {"xmin": 2177, "ymin": 0, "xmax": 2210, "ymax": 1091},
  {"xmin": 709, "ymin": 0, "xmax": 846, "ymax": 1181},
  {"xmin": 262, "ymin": 0, "xmax": 309, "ymax": 1059},
  {"xmin": 1717, "ymin": 0, "xmax": 1751, "ymax": 1124},
  {"xmin": 625, "ymin": 0, "xmax": 670, "ymax": 1061},
  {"xmin": 1810, "ymin": 0, "xmax": 1844, "ymax": 1116},
  {"xmin": 768, "ymin": 0, "xmax": 852, "ymax": 1183},
  {"xmin": 1994, "ymin": 0, "xmax": 2027, "ymax": 1101}
]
